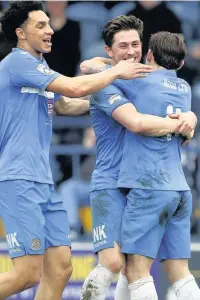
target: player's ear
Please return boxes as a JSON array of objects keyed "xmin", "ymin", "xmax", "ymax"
[
  {"xmin": 105, "ymin": 45, "xmax": 112, "ymax": 58},
  {"xmin": 16, "ymin": 28, "xmax": 26, "ymax": 40},
  {"xmin": 177, "ymin": 60, "xmax": 184, "ymax": 70},
  {"xmin": 146, "ymin": 49, "xmax": 153, "ymax": 63}
]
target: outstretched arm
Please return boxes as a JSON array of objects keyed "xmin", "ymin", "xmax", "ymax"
[{"xmin": 47, "ymin": 59, "xmax": 152, "ymax": 98}]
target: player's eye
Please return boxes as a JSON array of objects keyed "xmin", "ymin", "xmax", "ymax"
[
  {"xmin": 133, "ymin": 42, "xmax": 140, "ymax": 47},
  {"xmin": 37, "ymin": 24, "xmax": 44, "ymax": 29}
]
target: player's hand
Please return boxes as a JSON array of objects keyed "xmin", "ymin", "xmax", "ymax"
[
  {"xmin": 113, "ymin": 59, "xmax": 153, "ymax": 80},
  {"xmin": 169, "ymin": 119, "xmax": 183, "ymax": 133},
  {"xmin": 169, "ymin": 111, "xmax": 197, "ymax": 135}
]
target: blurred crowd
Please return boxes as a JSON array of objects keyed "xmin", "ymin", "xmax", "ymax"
[{"xmin": 0, "ymin": 1, "xmax": 200, "ymax": 238}]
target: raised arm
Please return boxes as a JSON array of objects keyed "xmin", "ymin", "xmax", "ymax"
[{"xmin": 47, "ymin": 59, "xmax": 152, "ymax": 98}]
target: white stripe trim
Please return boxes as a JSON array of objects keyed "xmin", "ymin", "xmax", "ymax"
[{"xmin": 21, "ymin": 87, "xmax": 54, "ymax": 99}]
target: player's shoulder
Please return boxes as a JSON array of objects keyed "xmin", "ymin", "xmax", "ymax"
[
  {"xmin": 177, "ymin": 77, "xmax": 191, "ymax": 93},
  {"xmin": 114, "ymin": 78, "xmax": 142, "ymax": 93},
  {"xmin": 6, "ymin": 49, "xmax": 37, "ymax": 69},
  {"xmin": 11, "ymin": 48, "xmax": 36, "ymax": 61},
  {"xmin": 177, "ymin": 77, "xmax": 191, "ymax": 87}
]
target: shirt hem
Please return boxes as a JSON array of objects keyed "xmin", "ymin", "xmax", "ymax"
[{"xmin": 0, "ymin": 175, "xmax": 53, "ymax": 184}]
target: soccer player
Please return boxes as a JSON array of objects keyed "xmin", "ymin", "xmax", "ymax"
[
  {"xmin": 0, "ymin": 2, "xmax": 152, "ymax": 299},
  {"xmin": 112, "ymin": 32, "xmax": 200, "ymax": 300},
  {"xmin": 80, "ymin": 16, "xmax": 197, "ymax": 300}
]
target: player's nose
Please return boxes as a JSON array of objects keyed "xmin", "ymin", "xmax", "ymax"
[
  {"xmin": 47, "ymin": 24, "xmax": 54, "ymax": 36},
  {"xmin": 127, "ymin": 47, "xmax": 135, "ymax": 56}
]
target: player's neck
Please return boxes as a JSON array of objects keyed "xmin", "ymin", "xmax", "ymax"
[
  {"xmin": 111, "ymin": 59, "xmax": 116, "ymax": 67},
  {"xmin": 148, "ymin": 61, "xmax": 165, "ymax": 71},
  {"xmin": 17, "ymin": 42, "xmax": 43, "ymax": 61}
]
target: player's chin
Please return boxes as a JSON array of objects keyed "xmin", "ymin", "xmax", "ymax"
[
  {"xmin": 41, "ymin": 47, "xmax": 52, "ymax": 54},
  {"xmin": 40, "ymin": 44, "xmax": 52, "ymax": 53}
]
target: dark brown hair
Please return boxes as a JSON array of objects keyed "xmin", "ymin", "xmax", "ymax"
[
  {"xmin": 1, "ymin": 1, "xmax": 44, "ymax": 43},
  {"xmin": 149, "ymin": 31, "xmax": 187, "ymax": 70},
  {"xmin": 103, "ymin": 15, "xmax": 143, "ymax": 47}
]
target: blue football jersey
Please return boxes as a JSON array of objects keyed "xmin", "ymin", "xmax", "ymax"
[
  {"xmin": 0, "ymin": 48, "xmax": 61, "ymax": 183},
  {"xmin": 90, "ymin": 85, "xmax": 130, "ymax": 191},
  {"xmin": 114, "ymin": 69, "xmax": 191, "ymax": 191}
]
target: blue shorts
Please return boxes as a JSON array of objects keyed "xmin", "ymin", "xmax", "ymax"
[
  {"xmin": 0, "ymin": 180, "xmax": 71, "ymax": 259},
  {"xmin": 121, "ymin": 189, "xmax": 192, "ymax": 260},
  {"xmin": 90, "ymin": 188, "xmax": 127, "ymax": 253}
]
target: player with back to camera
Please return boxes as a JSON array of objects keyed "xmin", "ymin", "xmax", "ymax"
[{"xmin": 111, "ymin": 31, "xmax": 200, "ymax": 300}]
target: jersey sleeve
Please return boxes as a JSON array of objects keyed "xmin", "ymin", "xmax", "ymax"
[
  {"xmin": 9, "ymin": 52, "xmax": 61, "ymax": 91},
  {"xmin": 91, "ymin": 84, "xmax": 130, "ymax": 116}
]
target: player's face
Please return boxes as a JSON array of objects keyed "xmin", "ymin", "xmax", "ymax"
[
  {"xmin": 105, "ymin": 29, "xmax": 142, "ymax": 65},
  {"xmin": 21, "ymin": 10, "xmax": 54, "ymax": 55}
]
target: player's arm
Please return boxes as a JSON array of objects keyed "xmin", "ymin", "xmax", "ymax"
[
  {"xmin": 80, "ymin": 57, "xmax": 111, "ymax": 74},
  {"xmin": 112, "ymin": 103, "xmax": 181, "ymax": 136},
  {"xmin": 93, "ymin": 85, "xmax": 182, "ymax": 136},
  {"xmin": 55, "ymin": 96, "xmax": 89, "ymax": 115},
  {"xmin": 10, "ymin": 55, "xmax": 152, "ymax": 99},
  {"xmin": 113, "ymin": 79, "xmax": 195, "ymax": 137},
  {"xmin": 47, "ymin": 60, "xmax": 152, "ymax": 98}
]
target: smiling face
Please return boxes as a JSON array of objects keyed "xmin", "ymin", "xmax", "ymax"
[
  {"xmin": 16, "ymin": 10, "xmax": 54, "ymax": 58},
  {"xmin": 105, "ymin": 29, "xmax": 142, "ymax": 65}
]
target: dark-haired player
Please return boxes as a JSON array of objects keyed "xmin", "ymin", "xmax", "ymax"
[
  {"xmin": 90, "ymin": 32, "xmax": 199, "ymax": 300},
  {"xmin": 80, "ymin": 16, "xmax": 197, "ymax": 300},
  {"xmin": 0, "ymin": 1, "xmax": 152, "ymax": 299}
]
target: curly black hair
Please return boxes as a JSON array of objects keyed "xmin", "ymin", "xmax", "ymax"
[{"xmin": 1, "ymin": 1, "xmax": 44, "ymax": 43}]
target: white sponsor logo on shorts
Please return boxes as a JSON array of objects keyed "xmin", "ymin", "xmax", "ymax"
[
  {"xmin": 93, "ymin": 225, "xmax": 107, "ymax": 243},
  {"xmin": 6, "ymin": 232, "xmax": 21, "ymax": 253},
  {"xmin": 6, "ymin": 232, "xmax": 20, "ymax": 248}
]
